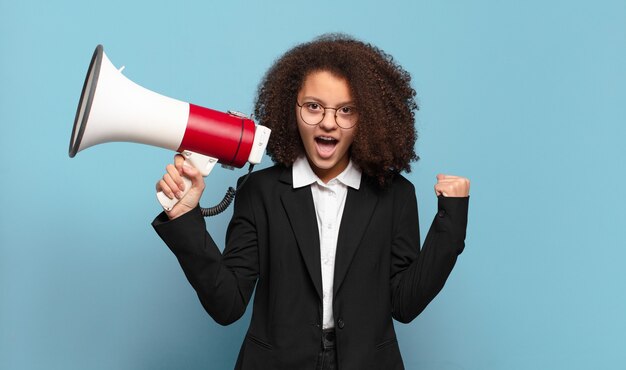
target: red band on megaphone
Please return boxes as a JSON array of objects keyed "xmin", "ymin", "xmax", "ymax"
[{"xmin": 178, "ymin": 104, "xmax": 255, "ymax": 168}]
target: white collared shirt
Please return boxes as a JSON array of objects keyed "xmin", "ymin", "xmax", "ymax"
[{"xmin": 292, "ymin": 156, "xmax": 362, "ymax": 329}]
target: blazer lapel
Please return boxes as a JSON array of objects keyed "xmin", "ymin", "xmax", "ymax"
[
  {"xmin": 334, "ymin": 179, "xmax": 378, "ymax": 297},
  {"xmin": 280, "ymin": 170, "xmax": 323, "ymax": 301}
]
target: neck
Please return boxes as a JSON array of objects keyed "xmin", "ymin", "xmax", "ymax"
[{"xmin": 308, "ymin": 157, "xmax": 350, "ymax": 184}]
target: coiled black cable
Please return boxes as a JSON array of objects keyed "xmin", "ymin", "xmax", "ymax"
[{"xmin": 200, "ymin": 164, "xmax": 255, "ymax": 217}]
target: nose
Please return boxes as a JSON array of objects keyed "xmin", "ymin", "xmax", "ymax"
[{"xmin": 318, "ymin": 110, "xmax": 338, "ymax": 130}]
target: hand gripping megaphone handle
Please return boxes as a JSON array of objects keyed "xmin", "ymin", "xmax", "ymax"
[{"xmin": 156, "ymin": 150, "xmax": 218, "ymax": 211}]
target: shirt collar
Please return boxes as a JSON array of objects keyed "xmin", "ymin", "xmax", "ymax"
[{"xmin": 292, "ymin": 156, "xmax": 361, "ymax": 190}]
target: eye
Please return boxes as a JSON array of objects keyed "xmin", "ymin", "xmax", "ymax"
[
  {"xmin": 337, "ymin": 106, "xmax": 356, "ymax": 116},
  {"xmin": 304, "ymin": 102, "xmax": 323, "ymax": 113}
]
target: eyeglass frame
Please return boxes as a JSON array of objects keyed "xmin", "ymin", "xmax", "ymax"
[{"xmin": 296, "ymin": 101, "xmax": 358, "ymax": 129}]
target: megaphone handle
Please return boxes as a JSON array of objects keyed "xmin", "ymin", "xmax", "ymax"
[
  {"xmin": 156, "ymin": 151, "xmax": 218, "ymax": 211},
  {"xmin": 157, "ymin": 176, "xmax": 193, "ymax": 211}
]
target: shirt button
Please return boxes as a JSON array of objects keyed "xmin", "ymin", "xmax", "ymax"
[
  {"xmin": 337, "ymin": 318, "xmax": 345, "ymax": 329},
  {"xmin": 437, "ymin": 209, "xmax": 446, "ymax": 218}
]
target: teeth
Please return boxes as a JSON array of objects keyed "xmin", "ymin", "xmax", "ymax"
[{"xmin": 317, "ymin": 137, "xmax": 336, "ymax": 141}]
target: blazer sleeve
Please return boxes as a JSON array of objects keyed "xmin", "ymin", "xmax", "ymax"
[
  {"xmin": 151, "ymin": 185, "xmax": 259, "ymax": 326},
  {"xmin": 390, "ymin": 183, "xmax": 469, "ymax": 324}
]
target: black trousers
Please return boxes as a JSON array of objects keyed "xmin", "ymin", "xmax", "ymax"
[{"xmin": 315, "ymin": 329, "xmax": 338, "ymax": 370}]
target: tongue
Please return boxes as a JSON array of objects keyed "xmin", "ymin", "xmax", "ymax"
[{"xmin": 317, "ymin": 139, "xmax": 336, "ymax": 154}]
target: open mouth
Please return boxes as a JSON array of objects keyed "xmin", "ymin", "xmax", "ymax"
[{"xmin": 315, "ymin": 136, "xmax": 338, "ymax": 157}]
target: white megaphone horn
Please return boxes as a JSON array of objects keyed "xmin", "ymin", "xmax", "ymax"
[{"xmin": 69, "ymin": 45, "xmax": 271, "ymax": 214}]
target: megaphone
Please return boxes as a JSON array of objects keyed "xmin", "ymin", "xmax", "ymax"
[{"xmin": 69, "ymin": 45, "xmax": 271, "ymax": 213}]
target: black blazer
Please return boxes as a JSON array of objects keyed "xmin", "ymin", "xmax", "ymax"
[{"xmin": 153, "ymin": 165, "xmax": 469, "ymax": 370}]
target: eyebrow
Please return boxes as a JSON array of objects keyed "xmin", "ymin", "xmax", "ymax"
[{"xmin": 300, "ymin": 96, "xmax": 355, "ymax": 107}]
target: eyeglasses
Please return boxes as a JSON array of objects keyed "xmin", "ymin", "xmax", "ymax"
[{"xmin": 296, "ymin": 101, "xmax": 358, "ymax": 129}]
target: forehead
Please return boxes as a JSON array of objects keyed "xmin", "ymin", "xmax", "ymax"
[{"xmin": 298, "ymin": 70, "xmax": 353, "ymax": 103}]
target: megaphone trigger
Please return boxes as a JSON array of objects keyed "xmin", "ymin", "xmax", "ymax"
[{"xmin": 180, "ymin": 150, "xmax": 218, "ymax": 177}]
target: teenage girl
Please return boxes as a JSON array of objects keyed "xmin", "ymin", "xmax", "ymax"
[{"xmin": 153, "ymin": 34, "xmax": 470, "ymax": 370}]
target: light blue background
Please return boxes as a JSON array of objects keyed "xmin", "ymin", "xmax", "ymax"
[{"xmin": 1, "ymin": 0, "xmax": 625, "ymax": 369}]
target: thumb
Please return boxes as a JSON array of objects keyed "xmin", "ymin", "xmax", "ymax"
[
  {"xmin": 181, "ymin": 164, "xmax": 204, "ymax": 188},
  {"xmin": 434, "ymin": 183, "xmax": 448, "ymax": 197}
]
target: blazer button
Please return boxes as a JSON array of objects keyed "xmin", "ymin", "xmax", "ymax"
[{"xmin": 337, "ymin": 318, "xmax": 345, "ymax": 329}]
